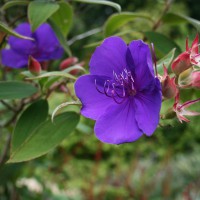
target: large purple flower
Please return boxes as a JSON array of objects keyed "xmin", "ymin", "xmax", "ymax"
[
  {"xmin": 1, "ymin": 22, "xmax": 64, "ymax": 68},
  {"xmin": 75, "ymin": 37, "xmax": 162, "ymax": 144}
]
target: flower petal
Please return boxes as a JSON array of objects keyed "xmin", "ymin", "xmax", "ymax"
[
  {"xmin": 89, "ymin": 36, "xmax": 127, "ymax": 77},
  {"xmin": 126, "ymin": 40, "xmax": 155, "ymax": 91},
  {"xmin": 134, "ymin": 81, "xmax": 162, "ymax": 136},
  {"xmin": 1, "ymin": 49, "xmax": 28, "ymax": 68},
  {"xmin": 75, "ymin": 75, "xmax": 114, "ymax": 120},
  {"xmin": 33, "ymin": 23, "xmax": 64, "ymax": 60},
  {"xmin": 94, "ymin": 100, "xmax": 143, "ymax": 144},
  {"xmin": 9, "ymin": 23, "xmax": 37, "ymax": 55}
]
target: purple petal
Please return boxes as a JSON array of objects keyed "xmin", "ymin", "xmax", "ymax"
[
  {"xmin": 134, "ymin": 82, "xmax": 162, "ymax": 136},
  {"xmin": 89, "ymin": 36, "xmax": 127, "ymax": 77},
  {"xmin": 75, "ymin": 75, "xmax": 114, "ymax": 120},
  {"xmin": 1, "ymin": 49, "xmax": 28, "ymax": 68},
  {"xmin": 127, "ymin": 40, "xmax": 155, "ymax": 91},
  {"xmin": 94, "ymin": 100, "xmax": 143, "ymax": 144},
  {"xmin": 9, "ymin": 23, "xmax": 37, "ymax": 55},
  {"xmin": 33, "ymin": 23, "xmax": 64, "ymax": 60}
]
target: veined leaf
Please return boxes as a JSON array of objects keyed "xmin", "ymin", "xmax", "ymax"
[
  {"xmin": 8, "ymin": 112, "xmax": 80, "ymax": 163},
  {"xmin": 0, "ymin": 81, "xmax": 38, "ymax": 100},
  {"xmin": 28, "ymin": 1, "xmax": 59, "ymax": 31},
  {"xmin": 104, "ymin": 12, "xmax": 153, "ymax": 37},
  {"xmin": 50, "ymin": 1, "xmax": 73, "ymax": 36},
  {"xmin": 0, "ymin": 22, "xmax": 33, "ymax": 40},
  {"xmin": 11, "ymin": 100, "xmax": 49, "ymax": 152}
]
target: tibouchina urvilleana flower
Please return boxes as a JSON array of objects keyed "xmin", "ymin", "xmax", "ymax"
[
  {"xmin": 75, "ymin": 37, "xmax": 162, "ymax": 144},
  {"xmin": 1, "ymin": 22, "xmax": 64, "ymax": 68}
]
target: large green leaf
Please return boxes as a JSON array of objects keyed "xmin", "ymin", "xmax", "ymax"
[
  {"xmin": 162, "ymin": 13, "xmax": 200, "ymax": 32},
  {"xmin": 50, "ymin": 2, "xmax": 73, "ymax": 36},
  {"xmin": 145, "ymin": 31, "xmax": 182, "ymax": 58},
  {"xmin": 28, "ymin": 1, "xmax": 59, "ymax": 31},
  {"xmin": 0, "ymin": 22, "xmax": 33, "ymax": 40},
  {"xmin": 2, "ymin": 0, "xmax": 28, "ymax": 10},
  {"xmin": 104, "ymin": 12, "xmax": 153, "ymax": 36},
  {"xmin": 0, "ymin": 81, "xmax": 38, "ymax": 100},
  {"xmin": 73, "ymin": 0, "xmax": 121, "ymax": 12},
  {"xmin": 8, "ymin": 112, "xmax": 80, "ymax": 163},
  {"xmin": 11, "ymin": 100, "xmax": 49, "ymax": 152},
  {"xmin": 48, "ymin": 20, "xmax": 72, "ymax": 56}
]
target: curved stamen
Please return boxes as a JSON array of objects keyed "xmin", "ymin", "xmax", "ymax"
[
  {"xmin": 95, "ymin": 69, "xmax": 136, "ymax": 104},
  {"xmin": 112, "ymin": 94, "xmax": 126, "ymax": 104},
  {"xmin": 112, "ymin": 83, "xmax": 126, "ymax": 98},
  {"xmin": 104, "ymin": 80, "xmax": 112, "ymax": 97},
  {"xmin": 95, "ymin": 79, "xmax": 104, "ymax": 94}
]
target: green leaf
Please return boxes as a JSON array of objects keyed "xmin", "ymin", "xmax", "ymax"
[
  {"xmin": 11, "ymin": 100, "xmax": 49, "ymax": 153},
  {"xmin": 0, "ymin": 81, "xmax": 38, "ymax": 100},
  {"xmin": 2, "ymin": 0, "xmax": 28, "ymax": 10},
  {"xmin": 8, "ymin": 112, "xmax": 80, "ymax": 163},
  {"xmin": 63, "ymin": 65, "xmax": 86, "ymax": 73},
  {"xmin": 26, "ymin": 71, "xmax": 76, "ymax": 80},
  {"xmin": 0, "ymin": 22, "xmax": 33, "ymax": 40},
  {"xmin": 157, "ymin": 48, "xmax": 176, "ymax": 74},
  {"xmin": 28, "ymin": 1, "xmax": 59, "ymax": 31},
  {"xmin": 163, "ymin": 13, "xmax": 200, "ymax": 32},
  {"xmin": 50, "ymin": 2, "xmax": 73, "ymax": 36},
  {"xmin": 48, "ymin": 20, "xmax": 72, "ymax": 56},
  {"xmin": 73, "ymin": 0, "xmax": 121, "ymax": 12},
  {"xmin": 145, "ymin": 31, "xmax": 182, "ymax": 58},
  {"xmin": 104, "ymin": 12, "xmax": 153, "ymax": 37}
]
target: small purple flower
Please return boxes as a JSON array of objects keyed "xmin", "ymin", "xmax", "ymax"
[
  {"xmin": 1, "ymin": 22, "xmax": 64, "ymax": 68},
  {"xmin": 75, "ymin": 37, "xmax": 162, "ymax": 144}
]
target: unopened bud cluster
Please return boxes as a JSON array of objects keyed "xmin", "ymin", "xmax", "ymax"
[{"xmin": 159, "ymin": 34, "xmax": 200, "ymax": 123}]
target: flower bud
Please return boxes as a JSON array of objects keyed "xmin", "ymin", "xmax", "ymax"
[
  {"xmin": 178, "ymin": 68, "xmax": 193, "ymax": 87},
  {"xmin": 171, "ymin": 52, "xmax": 191, "ymax": 75},
  {"xmin": 60, "ymin": 57, "xmax": 78, "ymax": 70},
  {"xmin": 28, "ymin": 56, "xmax": 41, "ymax": 75},
  {"xmin": 161, "ymin": 67, "xmax": 178, "ymax": 99}
]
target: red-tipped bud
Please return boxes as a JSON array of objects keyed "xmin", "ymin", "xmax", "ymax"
[
  {"xmin": 171, "ymin": 52, "xmax": 191, "ymax": 75},
  {"xmin": 60, "ymin": 57, "xmax": 78, "ymax": 70},
  {"xmin": 28, "ymin": 56, "xmax": 41, "ymax": 75},
  {"xmin": 161, "ymin": 67, "xmax": 178, "ymax": 99}
]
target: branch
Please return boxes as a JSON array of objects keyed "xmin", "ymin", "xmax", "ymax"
[{"xmin": 0, "ymin": 133, "xmax": 11, "ymax": 165}]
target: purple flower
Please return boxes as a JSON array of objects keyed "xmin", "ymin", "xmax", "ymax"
[
  {"xmin": 75, "ymin": 37, "xmax": 162, "ymax": 144},
  {"xmin": 1, "ymin": 22, "xmax": 64, "ymax": 68}
]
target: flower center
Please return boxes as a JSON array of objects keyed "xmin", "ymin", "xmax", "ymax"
[{"xmin": 95, "ymin": 69, "xmax": 136, "ymax": 104}]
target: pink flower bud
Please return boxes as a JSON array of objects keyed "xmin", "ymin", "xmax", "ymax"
[
  {"xmin": 60, "ymin": 57, "xmax": 78, "ymax": 70},
  {"xmin": 161, "ymin": 67, "xmax": 178, "ymax": 99},
  {"xmin": 171, "ymin": 34, "xmax": 200, "ymax": 75},
  {"xmin": 28, "ymin": 56, "xmax": 41, "ymax": 75},
  {"xmin": 171, "ymin": 52, "xmax": 191, "ymax": 75}
]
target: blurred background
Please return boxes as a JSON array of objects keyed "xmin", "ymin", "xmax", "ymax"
[{"xmin": 0, "ymin": 0, "xmax": 200, "ymax": 199}]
